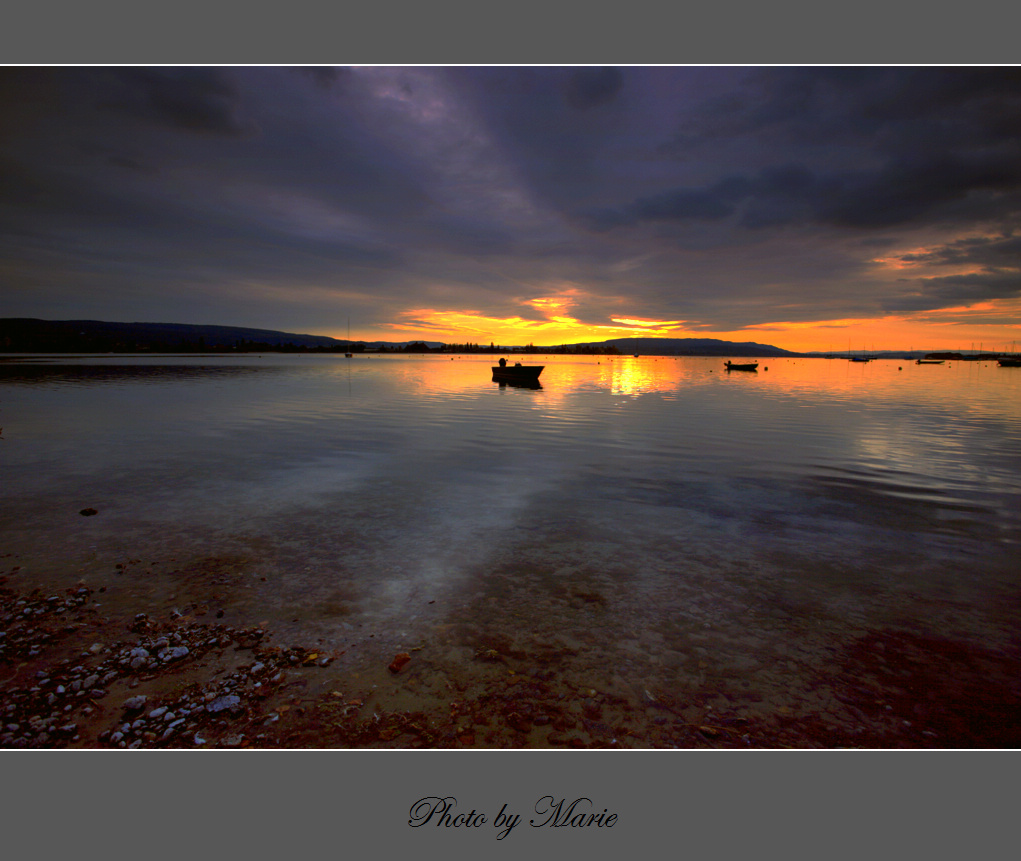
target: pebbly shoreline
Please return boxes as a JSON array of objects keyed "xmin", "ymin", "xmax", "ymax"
[
  {"xmin": 0, "ymin": 575, "xmax": 765, "ymax": 749},
  {"xmin": 4, "ymin": 567, "xmax": 1020, "ymax": 749}
]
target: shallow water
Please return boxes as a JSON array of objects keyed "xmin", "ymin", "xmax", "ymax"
[{"xmin": 3, "ymin": 353, "xmax": 1021, "ymax": 744}]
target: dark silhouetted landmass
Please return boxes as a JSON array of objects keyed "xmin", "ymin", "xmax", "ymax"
[
  {"xmin": 0, "ymin": 319, "xmax": 441, "ymax": 353},
  {"xmin": 1, "ymin": 318, "xmax": 804, "ymax": 357},
  {"xmin": 565, "ymin": 337, "xmax": 798, "ymax": 357}
]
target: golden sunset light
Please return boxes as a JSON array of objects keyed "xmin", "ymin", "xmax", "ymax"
[
  {"xmin": 329, "ymin": 299, "xmax": 1021, "ymax": 355},
  {"xmin": 720, "ymin": 301, "xmax": 1021, "ymax": 354},
  {"xmin": 378, "ymin": 303, "xmax": 701, "ymax": 347}
]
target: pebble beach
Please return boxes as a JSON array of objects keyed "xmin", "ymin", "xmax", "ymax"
[{"xmin": 5, "ymin": 549, "xmax": 1020, "ymax": 749}]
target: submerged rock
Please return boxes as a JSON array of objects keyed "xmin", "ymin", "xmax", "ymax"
[{"xmin": 388, "ymin": 653, "xmax": 411, "ymax": 674}]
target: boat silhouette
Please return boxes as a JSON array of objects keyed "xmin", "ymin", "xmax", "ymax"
[{"xmin": 492, "ymin": 359, "xmax": 543, "ymax": 386}]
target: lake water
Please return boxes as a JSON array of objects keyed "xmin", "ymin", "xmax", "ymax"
[{"xmin": 3, "ymin": 353, "xmax": 1020, "ymax": 746}]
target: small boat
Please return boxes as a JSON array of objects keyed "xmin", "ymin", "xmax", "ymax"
[
  {"xmin": 998, "ymin": 357, "xmax": 1021, "ymax": 367},
  {"xmin": 849, "ymin": 356, "xmax": 871, "ymax": 363},
  {"xmin": 724, "ymin": 361, "xmax": 758, "ymax": 371},
  {"xmin": 916, "ymin": 359, "xmax": 945, "ymax": 365},
  {"xmin": 492, "ymin": 360, "xmax": 544, "ymax": 384}
]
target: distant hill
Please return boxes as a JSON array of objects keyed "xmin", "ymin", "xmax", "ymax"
[
  {"xmin": 0, "ymin": 319, "xmax": 442, "ymax": 353},
  {"xmin": 1, "ymin": 318, "xmax": 794, "ymax": 357},
  {"xmin": 567, "ymin": 337, "xmax": 798, "ymax": 357}
]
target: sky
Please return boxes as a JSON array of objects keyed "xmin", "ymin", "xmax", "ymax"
[{"xmin": 2, "ymin": 66, "xmax": 1020, "ymax": 353}]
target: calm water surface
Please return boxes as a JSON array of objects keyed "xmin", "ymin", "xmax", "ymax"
[{"xmin": 3, "ymin": 353, "xmax": 1020, "ymax": 739}]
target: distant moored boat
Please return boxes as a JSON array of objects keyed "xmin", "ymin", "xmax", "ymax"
[
  {"xmin": 492, "ymin": 359, "xmax": 543, "ymax": 386},
  {"xmin": 724, "ymin": 361, "xmax": 758, "ymax": 371}
]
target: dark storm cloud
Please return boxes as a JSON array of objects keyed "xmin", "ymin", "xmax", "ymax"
[
  {"xmin": 886, "ymin": 270, "xmax": 1021, "ymax": 314},
  {"xmin": 897, "ymin": 234, "xmax": 1021, "ymax": 268},
  {"xmin": 1, "ymin": 67, "xmax": 426, "ymax": 250},
  {"xmin": 436, "ymin": 66, "xmax": 640, "ymax": 212},
  {"xmin": 565, "ymin": 67, "xmax": 624, "ymax": 109},
  {"xmin": 2, "ymin": 66, "xmax": 1020, "ymax": 336},
  {"xmin": 295, "ymin": 66, "xmax": 350, "ymax": 89},
  {"xmin": 622, "ymin": 67, "xmax": 1021, "ymax": 237},
  {"xmin": 816, "ymin": 154, "xmax": 1021, "ymax": 228},
  {"xmin": 663, "ymin": 67, "xmax": 1021, "ymax": 156},
  {"xmin": 588, "ymin": 176, "xmax": 749, "ymax": 228},
  {"xmin": 881, "ymin": 232, "xmax": 1021, "ymax": 314},
  {"xmin": 596, "ymin": 148, "xmax": 1021, "ymax": 235},
  {"xmin": 98, "ymin": 68, "xmax": 256, "ymax": 137}
]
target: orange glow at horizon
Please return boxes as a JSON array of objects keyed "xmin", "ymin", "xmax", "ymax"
[
  {"xmin": 320, "ymin": 296, "xmax": 1021, "ymax": 355},
  {"xmin": 384, "ymin": 304, "xmax": 692, "ymax": 346},
  {"xmin": 729, "ymin": 299, "xmax": 1021, "ymax": 352}
]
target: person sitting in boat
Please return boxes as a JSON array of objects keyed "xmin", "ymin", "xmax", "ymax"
[{"xmin": 498, "ymin": 358, "xmax": 507, "ymax": 368}]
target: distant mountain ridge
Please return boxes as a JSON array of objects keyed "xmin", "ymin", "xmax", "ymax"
[
  {"xmin": 1, "ymin": 318, "xmax": 795, "ymax": 356},
  {"xmin": 0, "ymin": 319, "xmax": 442, "ymax": 352},
  {"xmin": 569, "ymin": 337, "xmax": 798, "ymax": 357}
]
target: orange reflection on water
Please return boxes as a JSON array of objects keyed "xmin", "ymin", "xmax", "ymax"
[
  {"xmin": 593, "ymin": 355, "xmax": 708, "ymax": 396},
  {"xmin": 322, "ymin": 353, "xmax": 1021, "ymax": 426}
]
